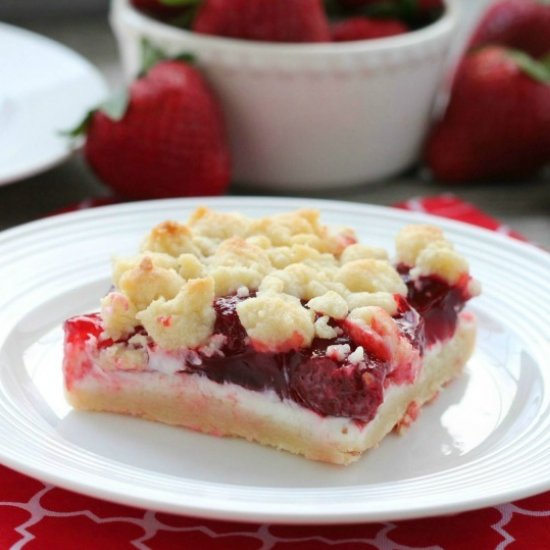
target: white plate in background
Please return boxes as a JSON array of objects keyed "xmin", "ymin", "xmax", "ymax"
[
  {"xmin": 0, "ymin": 197, "xmax": 549, "ymax": 524},
  {"xmin": 0, "ymin": 22, "xmax": 107, "ymax": 185}
]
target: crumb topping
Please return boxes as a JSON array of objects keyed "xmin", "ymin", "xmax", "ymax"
[
  {"xmin": 410, "ymin": 241, "xmax": 468, "ymax": 285},
  {"xmin": 326, "ymin": 343, "xmax": 351, "ymax": 362},
  {"xmin": 100, "ymin": 292, "xmax": 139, "ymax": 340},
  {"xmin": 236, "ymin": 292, "xmax": 315, "ymax": 352},
  {"xmin": 396, "ymin": 225, "xmax": 469, "ymax": 285},
  {"xmin": 345, "ymin": 291, "xmax": 398, "ymax": 316},
  {"xmin": 395, "ymin": 224, "xmax": 444, "ymax": 266},
  {"xmin": 307, "ymin": 291, "xmax": 349, "ymax": 320},
  {"xmin": 340, "ymin": 243, "xmax": 388, "ymax": 263},
  {"xmin": 335, "ymin": 259, "xmax": 407, "ymax": 295},
  {"xmin": 136, "ymin": 278, "xmax": 216, "ymax": 350},
  {"xmin": 140, "ymin": 220, "xmax": 200, "ymax": 257},
  {"xmin": 118, "ymin": 256, "xmax": 185, "ymax": 311},
  {"xmin": 313, "ymin": 315, "xmax": 339, "ymax": 339},
  {"xmin": 348, "ymin": 346, "xmax": 365, "ymax": 365},
  {"xmin": 100, "ymin": 208, "xmax": 476, "ymax": 352}
]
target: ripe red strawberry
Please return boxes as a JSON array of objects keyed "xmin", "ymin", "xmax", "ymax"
[
  {"xmin": 425, "ymin": 46, "xmax": 550, "ymax": 182},
  {"xmin": 84, "ymin": 60, "xmax": 230, "ymax": 199},
  {"xmin": 332, "ymin": 17, "xmax": 407, "ymax": 41},
  {"xmin": 192, "ymin": 0, "xmax": 331, "ymax": 42},
  {"xmin": 469, "ymin": 0, "xmax": 550, "ymax": 59}
]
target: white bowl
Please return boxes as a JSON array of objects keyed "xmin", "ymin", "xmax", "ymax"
[{"xmin": 110, "ymin": 0, "xmax": 459, "ymax": 191}]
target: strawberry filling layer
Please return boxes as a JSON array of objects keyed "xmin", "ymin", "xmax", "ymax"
[
  {"xmin": 397, "ymin": 265, "xmax": 473, "ymax": 345},
  {"xmin": 64, "ymin": 272, "xmax": 471, "ymax": 423}
]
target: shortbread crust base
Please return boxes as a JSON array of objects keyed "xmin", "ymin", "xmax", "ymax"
[{"xmin": 65, "ymin": 314, "xmax": 476, "ymax": 465}]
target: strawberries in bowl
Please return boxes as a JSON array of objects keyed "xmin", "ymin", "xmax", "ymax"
[
  {"xmin": 128, "ymin": 0, "xmax": 446, "ymax": 42},
  {"xmin": 112, "ymin": 0, "xmax": 457, "ymax": 189}
]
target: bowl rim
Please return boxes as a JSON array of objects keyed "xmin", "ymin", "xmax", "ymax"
[{"xmin": 112, "ymin": 0, "xmax": 459, "ymax": 56}]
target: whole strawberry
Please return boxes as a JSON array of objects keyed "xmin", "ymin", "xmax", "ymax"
[
  {"xmin": 83, "ymin": 60, "xmax": 230, "ymax": 199},
  {"xmin": 469, "ymin": 0, "xmax": 550, "ymax": 59},
  {"xmin": 425, "ymin": 46, "xmax": 550, "ymax": 182},
  {"xmin": 332, "ymin": 17, "xmax": 407, "ymax": 41},
  {"xmin": 192, "ymin": 0, "xmax": 331, "ymax": 42}
]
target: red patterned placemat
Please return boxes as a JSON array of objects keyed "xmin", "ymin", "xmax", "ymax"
[{"xmin": 2, "ymin": 194, "xmax": 549, "ymax": 549}]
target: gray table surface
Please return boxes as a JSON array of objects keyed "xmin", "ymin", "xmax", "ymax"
[{"xmin": 1, "ymin": 14, "xmax": 549, "ymax": 247}]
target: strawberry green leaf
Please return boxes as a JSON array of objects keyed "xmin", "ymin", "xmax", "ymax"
[
  {"xmin": 140, "ymin": 38, "xmax": 195, "ymax": 76},
  {"xmin": 323, "ymin": 0, "xmax": 343, "ymax": 18},
  {"xmin": 154, "ymin": 0, "xmax": 202, "ymax": 28},
  {"xmin": 508, "ymin": 49, "xmax": 550, "ymax": 83},
  {"xmin": 61, "ymin": 89, "xmax": 129, "ymax": 138},
  {"xmin": 141, "ymin": 38, "xmax": 167, "ymax": 75},
  {"xmin": 363, "ymin": 1, "xmax": 408, "ymax": 18},
  {"xmin": 364, "ymin": 0, "xmax": 432, "ymax": 20},
  {"xmin": 100, "ymin": 90, "xmax": 130, "ymax": 121},
  {"xmin": 167, "ymin": 8, "xmax": 198, "ymax": 28},
  {"xmin": 60, "ymin": 111, "xmax": 94, "ymax": 138}
]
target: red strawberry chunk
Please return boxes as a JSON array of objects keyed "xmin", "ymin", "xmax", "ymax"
[
  {"xmin": 289, "ymin": 356, "xmax": 386, "ymax": 422},
  {"xmin": 332, "ymin": 16, "xmax": 407, "ymax": 41},
  {"xmin": 192, "ymin": 0, "xmax": 331, "ymax": 42}
]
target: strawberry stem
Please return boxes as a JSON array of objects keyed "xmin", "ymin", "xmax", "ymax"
[
  {"xmin": 140, "ymin": 38, "xmax": 195, "ymax": 76},
  {"xmin": 100, "ymin": 90, "xmax": 130, "ymax": 121},
  {"xmin": 141, "ymin": 39, "xmax": 166, "ymax": 75},
  {"xmin": 60, "ymin": 112, "xmax": 94, "ymax": 139},
  {"xmin": 507, "ymin": 49, "xmax": 550, "ymax": 83},
  {"xmin": 61, "ymin": 90, "xmax": 130, "ymax": 138},
  {"xmin": 167, "ymin": 5, "xmax": 200, "ymax": 29}
]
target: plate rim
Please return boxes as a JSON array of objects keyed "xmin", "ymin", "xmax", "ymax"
[
  {"xmin": 1, "ymin": 195, "xmax": 548, "ymax": 260},
  {"xmin": 0, "ymin": 196, "xmax": 549, "ymax": 525},
  {"xmin": 0, "ymin": 21, "xmax": 108, "ymax": 186}
]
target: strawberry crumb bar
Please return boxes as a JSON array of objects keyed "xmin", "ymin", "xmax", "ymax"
[{"xmin": 63, "ymin": 208, "xmax": 480, "ymax": 465}]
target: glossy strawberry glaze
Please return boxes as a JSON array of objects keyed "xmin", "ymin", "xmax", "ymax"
[
  {"xmin": 63, "ymin": 271, "xmax": 470, "ymax": 423},
  {"xmin": 192, "ymin": 293, "xmax": 404, "ymax": 422},
  {"xmin": 397, "ymin": 264, "xmax": 472, "ymax": 345}
]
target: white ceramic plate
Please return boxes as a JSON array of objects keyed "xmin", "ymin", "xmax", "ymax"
[
  {"xmin": 0, "ymin": 22, "xmax": 107, "ymax": 186},
  {"xmin": 0, "ymin": 197, "xmax": 549, "ymax": 524}
]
